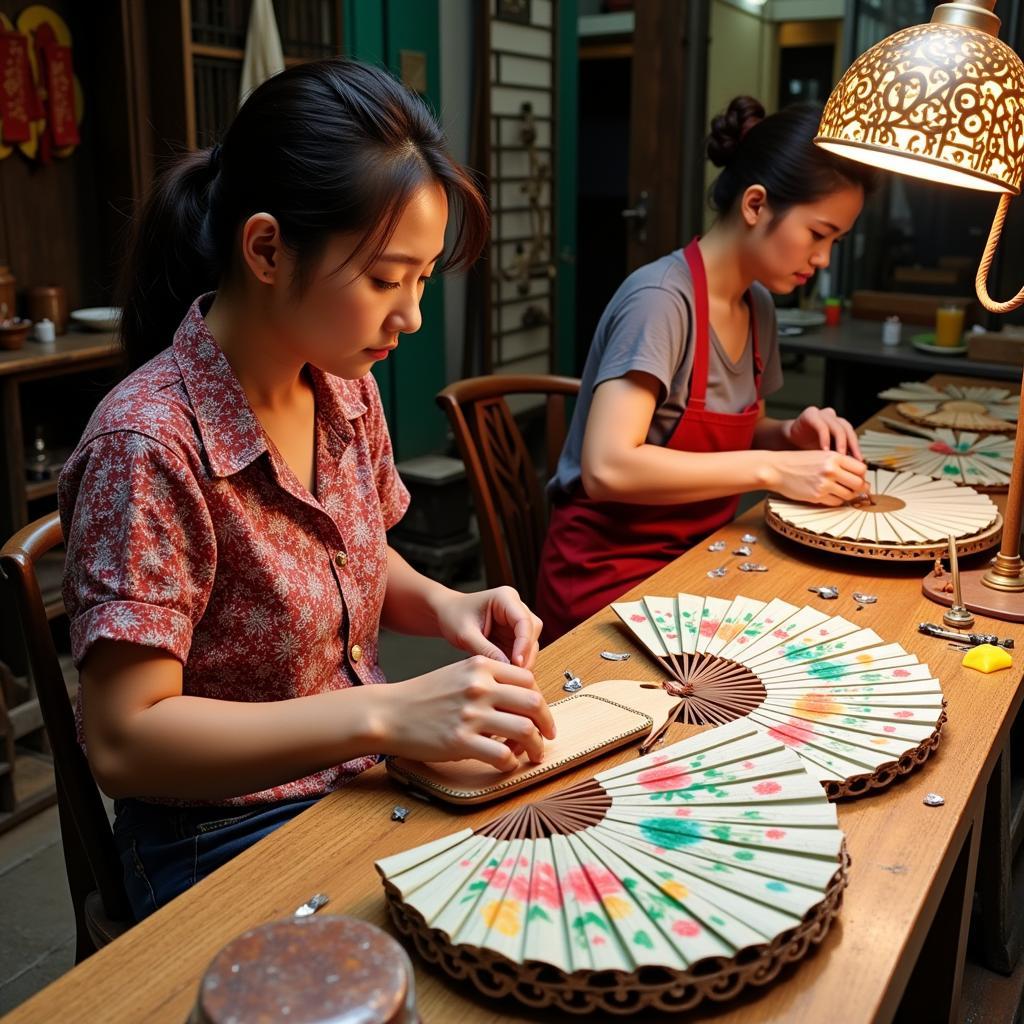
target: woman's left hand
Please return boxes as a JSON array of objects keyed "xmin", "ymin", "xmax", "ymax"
[
  {"xmin": 436, "ymin": 587, "xmax": 543, "ymax": 670},
  {"xmin": 784, "ymin": 406, "xmax": 862, "ymax": 461}
]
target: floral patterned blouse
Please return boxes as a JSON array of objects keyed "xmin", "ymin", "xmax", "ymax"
[{"xmin": 59, "ymin": 295, "xmax": 410, "ymax": 805}]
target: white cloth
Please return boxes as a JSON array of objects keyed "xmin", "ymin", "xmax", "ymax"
[{"xmin": 239, "ymin": 0, "xmax": 285, "ymax": 107}]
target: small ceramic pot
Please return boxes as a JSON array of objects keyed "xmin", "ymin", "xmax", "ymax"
[{"xmin": 0, "ymin": 321, "xmax": 31, "ymax": 350}]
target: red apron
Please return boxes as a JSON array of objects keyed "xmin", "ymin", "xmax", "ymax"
[{"xmin": 535, "ymin": 238, "xmax": 764, "ymax": 643}]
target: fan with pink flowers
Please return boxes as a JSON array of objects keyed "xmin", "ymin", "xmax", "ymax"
[
  {"xmin": 608, "ymin": 591, "xmax": 946, "ymax": 799},
  {"xmin": 377, "ymin": 720, "xmax": 849, "ymax": 1016}
]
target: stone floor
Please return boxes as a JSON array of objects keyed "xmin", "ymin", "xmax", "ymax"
[{"xmin": 0, "ymin": 353, "xmax": 828, "ymax": 1015}]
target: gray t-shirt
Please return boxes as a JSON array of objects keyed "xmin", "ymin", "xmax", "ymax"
[{"xmin": 550, "ymin": 250, "xmax": 783, "ymax": 497}]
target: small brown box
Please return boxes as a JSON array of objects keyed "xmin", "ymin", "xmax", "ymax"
[{"xmin": 967, "ymin": 326, "xmax": 1024, "ymax": 365}]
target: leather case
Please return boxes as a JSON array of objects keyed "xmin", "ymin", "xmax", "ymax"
[{"xmin": 385, "ymin": 691, "xmax": 654, "ymax": 805}]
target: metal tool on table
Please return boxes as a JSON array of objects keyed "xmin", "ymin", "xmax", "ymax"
[
  {"xmin": 942, "ymin": 533, "xmax": 975, "ymax": 630},
  {"xmin": 918, "ymin": 622, "xmax": 1014, "ymax": 649},
  {"xmin": 294, "ymin": 892, "xmax": 330, "ymax": 917}
]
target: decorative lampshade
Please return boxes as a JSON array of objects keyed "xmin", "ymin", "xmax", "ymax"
[{"xmin": 815, "ymin": 1, "xmax": 1024, "ymax": 196}]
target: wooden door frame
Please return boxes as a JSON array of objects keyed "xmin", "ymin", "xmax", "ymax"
[{"xmin": 626, "ymin": 0, "xmax": 708, "ymax": 271}]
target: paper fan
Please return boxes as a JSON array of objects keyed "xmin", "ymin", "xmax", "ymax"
[
  {"xmin": 610, "ymin": 591, "xmax": 945, "ymax": 799},
  {"xmin": 876, "ymin": 381, "xmax": 1018, "ymax": 431},
  {"xmin": 859, "ymin": 424, "xmax": 1013, "ymax": 490},
  {"xmin": 377, "ymin": 720, "xmax": 848, "ymax": 1017},
  {"xmin": 765, "ymin": 468, "xmax": 1000, "ymax": 560}
]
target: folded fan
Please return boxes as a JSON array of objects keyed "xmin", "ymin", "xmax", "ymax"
[
  {"xmin": 767, "ymin": 468, "xmax": 998, "ymax": 545},
  {"xmin": 610, "ymin": 591, "xmax": 945, "ymax": 799},
  {"xmin": 858, "ymin": 425, "xmax": 1013, "ymax": 489},
  {"xmin": 377, "ymin": 720, "xmax": 848, "ymax": 1016},
  {"xmin": 876, "ymin": 381, "xmax": 1018, "ymax": 432}
]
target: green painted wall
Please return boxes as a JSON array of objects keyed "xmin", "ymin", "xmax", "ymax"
[{"xmin": 343, "ymin": 0, "xmax": 446, "ymax": 458}]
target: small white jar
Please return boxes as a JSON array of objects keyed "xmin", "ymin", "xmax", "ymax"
[
  {"xmin": 33, "ymin": 318, "xmax": 56, "ymax": 344},
  {"xmin": 882, "ymin": 316, "xmax": 902, "ymax": 347}
]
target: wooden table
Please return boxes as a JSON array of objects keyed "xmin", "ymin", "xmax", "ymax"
[
  {"xmin": 778, "ymin": 318, "xmax": 1021, "ymax": 425},
  {"xmin": 7, "ymin": 378, "xmax": 1024, "ymax": 1024}
]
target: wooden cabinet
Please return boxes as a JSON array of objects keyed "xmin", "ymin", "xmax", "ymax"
[{"xmin": 0, "ymin": 333, "xmax": 122, "ymax": 832}]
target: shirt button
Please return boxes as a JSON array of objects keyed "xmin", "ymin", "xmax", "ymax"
[
  {"xmin": 351, "ymin": 643, "xmax": 363, "ymax": 663},
  {"xmin": 335, "ymin": 551, "xmax": 348, "ymax": 568}
]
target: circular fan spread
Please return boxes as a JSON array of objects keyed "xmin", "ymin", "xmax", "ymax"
[
  {"xmin": 612, "ymin": 592, "xmax": 945, "ymax": 799},
  {"xmin": 876, "ymin": 382, "xmax": 1018, "ymax": 432},
  {"xmin": 859, "ymin": 427, "xmax": 1013, "ymax": 489},
  {"xmin": 376, "ymin": 721, "xmax": 848, "ymax": 1016},
  {"xmin": 767, "ymin": 469, "xmax": 998, "ymax": 545}
]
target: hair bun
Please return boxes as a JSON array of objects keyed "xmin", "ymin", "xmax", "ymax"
[{"xmin": 707, "ymin": 96, "xmax": 766, "ymax": 168}]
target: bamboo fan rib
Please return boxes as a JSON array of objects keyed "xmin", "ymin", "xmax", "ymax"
[
  {"xmin": 859, "ymin": 427, "xmax": 1013, "ymax": 489},
  {"xmin": 767, "ymin": 469, "xmax": 997, "ymax": 544},
  {"xmin": 611, "ymin": 592, "xmax": 945, "ymax": 799},
  {"xmin": 877, "ymin": 382, "xmax": 1018, "ymax": 432},
  {"xmin": 376, "ymin": 721, "xmax": 848, "ymax": 1016}
]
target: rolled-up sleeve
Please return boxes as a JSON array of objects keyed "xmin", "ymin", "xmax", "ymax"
[{"xmin": 59, "ymin": 431, "xmax": 217, "ymax": 667}]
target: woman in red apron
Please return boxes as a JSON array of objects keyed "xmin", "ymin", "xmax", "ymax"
[{"xmin": 536, "ymin": 97, "xmax": 876, "ymax": 643}]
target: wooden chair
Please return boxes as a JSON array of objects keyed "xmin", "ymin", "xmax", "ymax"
[
  {"xmin": 437, "ymin": 374, "xmax": 580, "ymax": 606},
  {"xmin": 0, "ymin": 511, "xmax": 133, "ymax": 961}
]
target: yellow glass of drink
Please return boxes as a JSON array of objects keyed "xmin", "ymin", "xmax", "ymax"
[{"xmin": 934, "ymin": 305, "xmax": 965, "ymax": 347}]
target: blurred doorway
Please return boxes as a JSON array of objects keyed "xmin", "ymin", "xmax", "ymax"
[{"xmin": 574, "ymin": 1, "xmax": 707, "ymax": 370}]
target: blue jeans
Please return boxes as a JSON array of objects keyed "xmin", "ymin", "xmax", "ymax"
[{"xmin": 112, "ymin": 795, "xmax": 320, "ymax": 921}]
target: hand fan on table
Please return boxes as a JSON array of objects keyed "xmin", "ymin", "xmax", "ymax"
[
  {"xmin": 610, "ymin": 591, "xmax": 945, "ymax": 799},
  {"xmin": 876, "ymin": 381, "xmax": 1018, "ymax": 432},
  {"xmin": 377, "ymin": 720, "xmax": 848, "ymax": 1016},
  {"xmin": 765, "ymin": 468, "xmax": 1001, "ymax": 560},
  {"xmin": 859, "ymin": 423, "xmax": 1013, "ymax": 490}
]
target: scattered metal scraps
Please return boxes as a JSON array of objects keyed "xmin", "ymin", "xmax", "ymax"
[
  {"xmin": 708, "ymin": 540, "xmax": 727, "ymax": 552},
  {"xmin": 738, "ymin": 562, "xmax": 768, "ymax": 572},
  {"xmin": 600, "ymin": 651, "xmax": 631, "ymax": 662},
  {"xmin": 923, "ymin": 793, "xmax": 945, "ymax": 807},
  {"xmin": 707, "ymin": 566, "xmax": 728, "ymax": 578},
  {"xmin": 741, "ymin": 533, "xmax": 758, "ymax": 544},
  {"xmin": 733, "ymin": 546, "xmax": 753, "ymax": 557},
  {"xmin": 852, "ymin": 592, "xmax": 877, "ymax": 604},
  {"xmin": 391, "ymin": 806, "xmax": 410, "ymax": 822},
  {"xmin": 563, "ymin": 670, "xmax": 583, "ymax": 692},
  {"xmin": 294, "ymin": 892, "xmax": 330, "ymax": 917},
  {"xmin": 808, "ymin": 586, "xmax": 839, "ymax": 600}
]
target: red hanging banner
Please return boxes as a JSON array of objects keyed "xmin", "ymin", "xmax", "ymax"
[
  {"xmin": 40, "ymin": 40, "xmax": 77, "ymax": 147},
  {"xmin": 0, "ymin": 30, "xmax": 33, "ymax": 143}
]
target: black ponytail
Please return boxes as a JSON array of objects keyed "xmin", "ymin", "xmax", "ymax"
[
  {"xmin": 118, "ymin": 58, "xmax": 489, "ymax": 368},
  {"xmin": 707, "ymin": 97, "xmax": 878, "ymax": 220}
]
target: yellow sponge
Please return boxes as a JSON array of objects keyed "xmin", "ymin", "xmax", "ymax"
[{"xmin": 962, "ymin": 644, "xmax": 1013, "ymax": 674}]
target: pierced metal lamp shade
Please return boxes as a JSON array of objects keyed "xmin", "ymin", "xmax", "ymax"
[{"xmin": 815, "ymin": 1, "xmax": 1024, "ymax": 195}]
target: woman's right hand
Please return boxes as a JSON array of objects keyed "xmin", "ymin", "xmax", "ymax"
[
  {"xmin": 766, "ymin": 449, "xmax": 868, "ymax": 506},
  {"xmin": 372, "ymin": 656, "xmax": 556, "ymax": 772}
]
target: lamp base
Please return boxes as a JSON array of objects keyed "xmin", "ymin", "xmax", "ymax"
[{"xmin": 922, "ymin": 568, "xmax": 1024, "ymax": 623}]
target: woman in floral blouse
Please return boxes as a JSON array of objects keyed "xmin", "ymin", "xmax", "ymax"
[{"xmin": 59, "ymin": 58, "xmax": 553, "ymax": 920}]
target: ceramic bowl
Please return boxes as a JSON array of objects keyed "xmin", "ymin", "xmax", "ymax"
[{"xmin": 70, "ymin": 306, "xmax": 121, "ymax": 332}]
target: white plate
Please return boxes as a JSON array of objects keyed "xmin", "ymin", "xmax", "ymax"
[
  {"xmin": 70, "ymin": 306, "xmax": 121, "ymax": 332},
  {"xmin": 776, "ymin": 308, "xmax": 827, "ymax": 328}
]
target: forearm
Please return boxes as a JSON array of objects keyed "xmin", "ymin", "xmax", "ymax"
[
  {"xmin": 582, "ymin": 445, "xmax": 778, "ymax": 505},
  {"xmin": 379, "ymin": 545, "xmax": 453, "ymax": 635},
  {"xmin": 752, "ymin": 415, "xmax": 795, "ymax": 450},
  {"xmin": 89, "ymin": 685, "xmax": 385, "ymax": 801}
]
